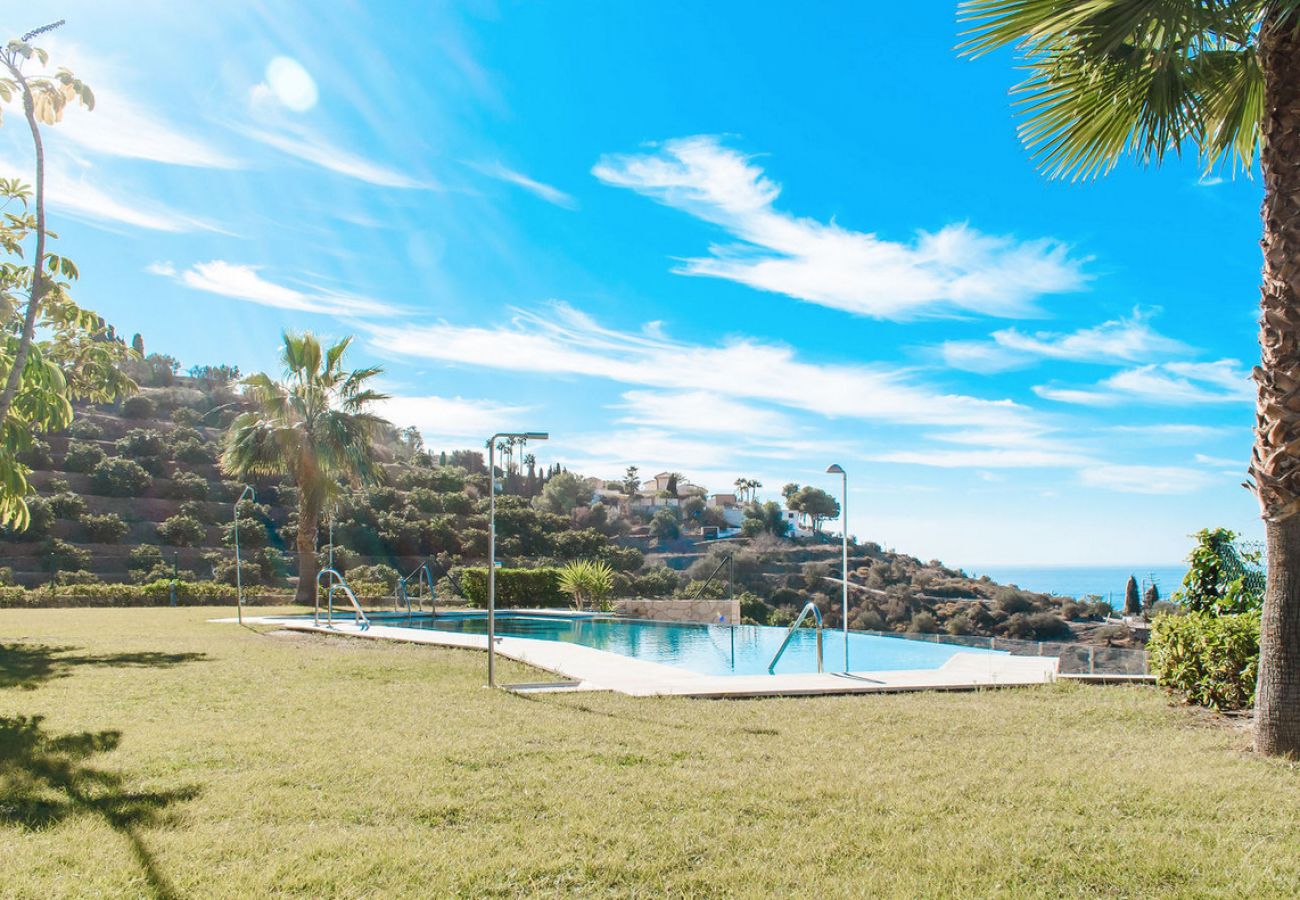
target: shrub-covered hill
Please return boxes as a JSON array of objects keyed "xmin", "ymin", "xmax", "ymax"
[{"xmin": 0, "ymin": 352, "xmax": 1136, "ymax": 644}]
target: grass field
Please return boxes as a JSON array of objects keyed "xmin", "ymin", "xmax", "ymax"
[{"xmin": 2, "ymin": 607, "xmax": 1298, "ymax": 898}]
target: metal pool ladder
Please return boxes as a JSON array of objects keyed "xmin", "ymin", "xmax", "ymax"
[
  {"xmin": 768, "ymin": 600, "xmax": 823, "ymax": 674},
  {"xmin": 395, "ymin": 562, "xmax": 435, "ymax": 617},
  {"xmin": 315, "ymin": 568, "xmax": 370, "ymax": 630}
]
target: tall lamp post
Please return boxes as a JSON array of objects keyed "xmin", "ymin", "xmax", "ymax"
[
  {"xmin": 826, "ymin": 464, "xmax": 849, "ymax": 672},
  {"xmin": 486, "ymin": 431, "xmax": 548, "ymax": 687},
  {"xmin": 234, "ymin": 485, "xmax": 256, "ymax": 625}
]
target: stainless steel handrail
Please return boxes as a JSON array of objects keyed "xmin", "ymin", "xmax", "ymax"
[
  {"xmin": 315, "ymin": 568, "xmax": 370, "ymax": 630},
  {"xmin": 768, "ymin": 600, "xmax": 823, "ymax": 674},
  {"xmin": 395, "ymin": 563, "xmax": 435, "ymax": 616}
]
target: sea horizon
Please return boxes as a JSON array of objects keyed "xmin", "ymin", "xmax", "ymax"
[{"xmin": 962, "ymin": 563, "xmax": 1188, "ymax": 602}]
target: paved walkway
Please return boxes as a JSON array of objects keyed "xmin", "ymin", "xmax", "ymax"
[{"xmin": 225, "ymin": 615, "xmax": 1059, "ymax": 698}]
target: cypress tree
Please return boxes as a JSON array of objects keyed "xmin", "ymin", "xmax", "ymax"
[
  {"xmin": 1124, "ymin": 575, "xmax": 1141, "ymax": 616},
  {"xmin": 1143, "ymin": 583, "xmax": 1159, "ymax": 613}
]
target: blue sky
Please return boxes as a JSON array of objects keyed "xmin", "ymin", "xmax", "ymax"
[{"xmin": 6, "ymin": 1, "xmax": 1265, "ymax": 566}]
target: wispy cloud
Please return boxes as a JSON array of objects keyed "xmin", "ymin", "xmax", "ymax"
[
  {"xmin": 872, "ymin": 427, "xmax": 1094, "ymax": 469},
  {"xmin": 37, "ymin": 38, "xmax": 239, "ymax": 169},
  {"xmin": 470, "ymin": 160, "xmax": 575, "ymax": 208},
  {"xmin": 151, "ymin": 260, "xmax": 400, "ymax": 317},
  {"xmin": 1035, "ymin": 359, "xmax": 1254, "ymax": 406},
  {"xmin": 365, "ymin": 301, "xmax": 1030, "ymax": 430},
  {"xmin": 940, "ymin": 307, "xmax": 1187, "ymax": 373},
  {"xmin": 593, "ymin": 135, "xmax": 1086, "ymax": 319},
  {"xmin": 615, "ymin": 389, "xmax": 792, "ymax": 434},
  {"xmin": 375, "ymin": 394, "xmax": 533, "ymax": 442},
  {"xmin": 0, "ymin": 153, "xmax": 223, "ymax": 233},
  {"xmin": 1080, "ymin": 464, "xmax": 1215, "ymax": 495},
  {"xmin": 239, "ymin": 126, "xmax": 432, "ymax": 189}
]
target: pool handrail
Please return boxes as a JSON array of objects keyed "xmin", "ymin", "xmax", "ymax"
[
  {"xmin": 396, "ymin": 563, "xmax": 435, "ymax": 616},
  {"xmin": 315, "ymin": 568, "xmax": 370, "ymax": 630},
  {"xmin": 768, "ymin": 600, "xmax": 823, "ymax": 674}
]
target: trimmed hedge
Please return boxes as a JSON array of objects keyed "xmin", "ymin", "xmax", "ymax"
[
  {"xmin": 1148, "ymin": 611, "xmax": 1260, "ymax": 711},
  {"xmin": 460, "ymin": 566, "xmax": 566, "ymax": 608},
  {"xmin": 0, "ymin": 579, "xmax": 246, "ymax": 608}
]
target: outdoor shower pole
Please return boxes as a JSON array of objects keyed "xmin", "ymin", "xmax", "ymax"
[
  {"xmin": 234, "ymin": 485, "xmax": 255, "ymax": 624},
  {"xmin": 486, "ymin": 431, "xmax": 548, "ymax": 687},
  {"xmin": 827, "ymin": 464, "xmax": 849, "ymax": 672}
]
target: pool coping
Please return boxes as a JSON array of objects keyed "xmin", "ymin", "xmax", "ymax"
[{"xmin": 221, "ymin": 614, "xmax": 1060, "ymax": 698}]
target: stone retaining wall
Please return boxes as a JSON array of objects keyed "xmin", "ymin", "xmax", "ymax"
[{"xmin": 614, "ymin": 596, "xmax": 741, "ymax": 624}]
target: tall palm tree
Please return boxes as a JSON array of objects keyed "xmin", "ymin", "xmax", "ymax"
[
  {"xmin": 222, "ymin": 333, "xmax": 389, "ymax": 604},
  {"xmin": 959, "ymin": 0, "xmax": 1300, "ymax": 756}
]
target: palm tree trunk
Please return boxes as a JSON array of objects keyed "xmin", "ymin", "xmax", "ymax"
[
  {"xmin": 295, "ymin": 499, "xmax": 319, "ymax": 605},
  {"xmin": 1252, "ymin": 13, "xmax": 1300, "ymax": 757},
  {"xmin": 0, "ymin": 64, "xmax": 49, "ymax": 426}
]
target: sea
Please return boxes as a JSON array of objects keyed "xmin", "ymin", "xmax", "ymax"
[{"xmin": 964, "ymin": 564, "xmax": 1188, "ymax": 604}]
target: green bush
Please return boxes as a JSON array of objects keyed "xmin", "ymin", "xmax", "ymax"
[
  {"xmin": 179, "ymin": 500, "xmax": 219, "ymax": 524},
  {"xmin": 63, "ymin": 440, "xmax": 106, "ymax": 473},
  {"xmin": 127, "ymin": 544, "xmax": 164, "ymax": 572},
  {"xmin": 1149, "ymin": 611, "xmax": 1260, "ymax": 711},
  {"xmin": 91, "ymin": 457, "xmax": 152, "ymax": 497},
  {"xmin": 172, "ymin": 438, "xmax": 215, "ymax": 464},
  {"xmin": 42, "ymin": 538, "xmax": 91, "ymax": 572},
  {"xmin": 1173, "ymin": 527, "xmax": 1264, "ymax": 615},
  {"xmin": 157, "ymin": 514, "xmax": 207, "ymax": 547},
  {"xmin": 67, "ymin": 418, "xmax": 103, "ymax": 439},
  {"xmin": 630, "ymin": 566, "xmax": 679, "ymax": 597},
  {"xmin": 115, "ymin": 428, "xmax": 168, "ymax": 459},
  {"xmin": 18, "ymin": 439, "xmax": 53, "ymax": 469},
  {"xmin": 0, "ymin": 579, "xmax": 241, "ymax": 608},
  {"xmin": 82, "ymin": 512, "xmax": 129, "ymax": 543},
  {"xmin": 58, "ymin": 569, "xmax": 102, "ymax": 585},
  {"xmin": 121, "ymin": 395, "xmax": 157, "ymax": 419},
  {"xmin": 460, "ymin": 566, "xmax": 566, "ymax": 608},
  {"xmin": 48, "ymin": 491, "xmax": 86, "ymax": 520},
  {"xmin": 171, "ymin": 406, "xmax": 202, "ymax": 426},
  {"xmin": 163, "ymin": 470, "xmax": 209, "ymax": 501},
  {"xmin": 345, "ymin": 564, "xmax": 401, "ymax": 593},
  {"xmin": 3, "ymin": 496, "xmax": 54, "ymax": 541}
]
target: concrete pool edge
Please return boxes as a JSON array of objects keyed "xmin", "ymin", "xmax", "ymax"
[{"xmin": 220, "ymin": 615, "xmax": 1060, "ymax": 698}]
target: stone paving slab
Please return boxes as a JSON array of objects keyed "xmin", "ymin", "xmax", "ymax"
[{"xmin": 225, "ymin": 615, "xmax": 1059, "ymax": 698}]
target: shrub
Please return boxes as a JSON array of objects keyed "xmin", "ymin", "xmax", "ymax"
[
  {"xmin": 18, "ymin": 439, "xmax": 53, "ymax": 469},
  {"xmin": 116, "ymin": 428, "xmax": 168, "ymax": 458},
  {"xmin": 1003, "ymin": 611, "xmax": 1072, "ymax": 641},
  {"xmin": 58, "ymin": 569, "xmax": 102, "ymax": 585},
  {"xmin": 157, "ymin": 514, "xmax": 206, "ymax": 547},
  {"xmin": 630, "ymin": 566, "xmax": 679, "ymax": 597},
  {"xmin": 557, "ymin": 559, "xmax": 615, "ymax": 611},
  {"xmin": 163, "ymin": 471, "xmax": 209, "ymax": 501},
  {"xmin": 49, "ymin": 491, "xmax": 86, "ymax": 520},
  {"xmin": 460, "ymin": 567, "xmax": 566, "ymax": 608},
  {"xmin": 0, "ymin": 579, "xmax": 240, "ymax": 609},
  {"xmin": 91, "ymin": 457, "xmax": 152, "ymax": 497},
  {"xmin": 82, "ymin": 512, "xmax": 129, "ymax": 543},
  {"xmin": 171, "ymin": 406, "xmax": 202, "ymax": 426},
  {"xmin": 649, "ymin": 509, "xmax": 682, "ymax": 542},
  {"xmin": 179, "ymin": 500, "xmax": 219, "ymax": 524},
  {"xmin": 909, "ymin": 611, "xmax": 939, "ymax": 633},
  {"xmin": 42, "ymin": 538, "xmax": 91, "ymax": 572},
  {"xmin": 127, "ymin": 544, "xmax": 164, "ymax": 572},
  {"xmin": 120, "ymin": 395, "xmax": 157, "ymax": 419},
  {"xmin": 67, "ymin": 418, "xmax": 103, "ymax": 439},
  {"xmin": 1173, "ymin": 527, "xmax": 1264, "ymax": 615},
  {"xmin": 172, "ymin": 438, "xmax": 215, "ymax": 464},
  {"xmin": 63, "ymin": 440, "xmax": 106, "ymax": 473},
  {"xmin": 4, "ymin": 496, "xmax": 54, "ymax": 541},
  {"xmin": 1149, "ymin": 611, "xmax": 1260, "ymax": 711},
  {"xmin": 346, "ymin": 564, "xmax": 400, "ymax": 593},
  {"xmin": 994, "ymin": 587, "xmax": 1037, "ymax": 615}
]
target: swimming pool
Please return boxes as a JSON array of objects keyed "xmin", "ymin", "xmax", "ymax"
[{"xmin": 385, "ymin": 612, "xmax": 1006, "ymax": 677}]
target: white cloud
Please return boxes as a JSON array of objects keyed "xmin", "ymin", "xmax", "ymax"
[
  {"xmin": 615, "ymin": 390, "xmax": 791, "ymax": 434},
  {"xmin": 240, "ymin": 126, "xmax": 431, "ymax": 189},
  {"xmin": 940, "ymin": 308, "xmax": 1186, "ymax": 373},
  {"xmin": 145, "ymin": 261, "xmax": 177, "ymax": 277},
  {"xmin": 1080, "ymin": 464, "xmax": 1215, "ymax": 495},
  {"xmin": 471, "ymin": 161, "xmax": 575, "ymax": 208},
  {"xmin": 593, "ymin": 135, "xmax": 1086, "ymax": 319},
  {"xmin": 0, "ymin": 153, "xmax": 222, "ymax": 233},
  {"xmin": 35, "ymin": 38, "xmax": 238, "ymax": 169},
  {"xmin": 365, "ymin": 301, "xmax": 1030, "ymax": 430},
  {"xmin": 155, "ymin": 260, "xmax": 399, "ymax": 317},
  {"xmin": 1108, "ymin": 424, "xmax": 1227, "ymax": 442},
  {"xmin": 873, "ymin": 427, "xmax": 1094, "ymax": 469},
  {"xmin": 1194, "ymin": 453, "xmax": 1245, "ymax": 469},
  {"xmin": 1036, "ymin": 359, "xmax": 1254, "ymax": 406},
  {"xmin": 375, "ymin": 394, "xmax": 533, "ymax": 442}
]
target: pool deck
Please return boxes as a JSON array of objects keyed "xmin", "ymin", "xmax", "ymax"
[{"xmin": 227, "ymin": 614, "xmax": 1060, "ymax": 698}]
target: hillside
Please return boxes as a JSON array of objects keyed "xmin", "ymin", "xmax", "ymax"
[{"xmin": 0, "ymin": 351, "xmax": 1147, "ymax": 646}]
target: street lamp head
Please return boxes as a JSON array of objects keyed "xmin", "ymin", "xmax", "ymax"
[
  {"xmin": 826, "ymin": 464, "xmax": 845, "ymax": 475},
  {"xmin": 524, "ymin": 432, "xmax": 549, "ymax": 441}
]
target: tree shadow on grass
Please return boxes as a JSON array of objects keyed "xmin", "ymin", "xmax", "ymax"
[
  {"xmin": 0, "ymin": 643, "xmax": 207, "ymax": 691},
  {"xmin": 0, "ymin": 714, "xmax": 199, "ymax": 899}
]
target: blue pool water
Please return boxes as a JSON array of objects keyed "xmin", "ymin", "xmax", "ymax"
[{"xmin": 389, "ymin": 612, "xmax": 1006, "ymax": 677}]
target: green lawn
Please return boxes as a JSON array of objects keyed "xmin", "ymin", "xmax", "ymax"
[{"xmin": 2, "ymin": 608, "xmax": 1297, "ymax": 898}]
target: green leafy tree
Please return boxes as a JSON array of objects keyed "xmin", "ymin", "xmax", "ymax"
[
  {"xmin": 1174, "ymin": 527, "xmax": 1266, "ymax": 616},
  {"xmin": 743, "ymin": 500, "xmax": 790, "ymax": 538},
  {"xmin": 649, "ymin": 508, "xmax": 682, "ymax": 542},
  {"xmin": 958, "ymin": 0, "xmax": 1300, "ymax": 756},
  {"xmin": 222, "ymin": 333, "xmax": 388, "ymax": 603},
  {"xmin": 0, "ymin": 30, "xmax": 131, "ymax": 529},
  {"xmin": 788, "ymin": 485, "xmax": 841, "ymax": 534},
  {"xmin": 534, "ymin": 470, "xmax": 589, "ymax": 515}
]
